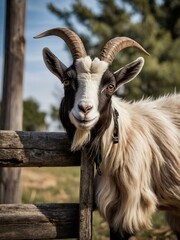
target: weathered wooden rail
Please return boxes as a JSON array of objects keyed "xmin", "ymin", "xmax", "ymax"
[{"xmin": 0, "ymin": 130, "xmax": 94, "ymax": 239}]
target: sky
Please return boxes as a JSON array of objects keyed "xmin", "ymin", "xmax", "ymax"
[{"xmin": 0, "ymin": 0, "xmax": 97, "ymax": 130}]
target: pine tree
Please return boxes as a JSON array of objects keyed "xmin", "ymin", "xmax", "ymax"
[{"xmin": 47, "ymin": 0, "xmax": 180, "ymax": 100}]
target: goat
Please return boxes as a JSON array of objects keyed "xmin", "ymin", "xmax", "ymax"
[{"xmin": 35, "ymin": 28, "xmax": 180, "ymax": 240}]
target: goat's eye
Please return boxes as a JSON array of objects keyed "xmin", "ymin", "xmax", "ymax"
[
  {"xmin": 63, "ymin": 80, "xmax": 70, "ymax": 87},
  {"xmin": 106, "ymin": 84, "xmax": 115, "ymax": 93}
]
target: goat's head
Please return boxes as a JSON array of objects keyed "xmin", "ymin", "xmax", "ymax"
[{"xmin": 34, "ymin": 28, "xmax": 149, "ymax": 151}]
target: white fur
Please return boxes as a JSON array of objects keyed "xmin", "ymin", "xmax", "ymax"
[
  {"xmin": 65, "ymin": 57, "xmax": 180, "ymax": 235},
  {"xmin": 95, "ymin": 94, "xmax": 180, "ymax": 234},
  {"xmin": 71, "ymin": 128, "xmax": 90, "ymax": 151},
  {"xmin": 69, "ymin": 56, "xmax": 108, "ymax": 149}
]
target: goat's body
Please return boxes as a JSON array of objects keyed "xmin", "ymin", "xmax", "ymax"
[
  {"xmin": 95, "ymin": 94, "xmax": 180, "ymax": 234},
  {"xmin": 37, "ymin": 27, "xmax": 180, "ymax": 238}
]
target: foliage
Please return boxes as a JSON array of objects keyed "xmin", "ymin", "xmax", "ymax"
[
  {"xmin": 0, "ymin": 99, "xmax": 47, "ymax": 131},
  {"xmin": 23, "ymin": 98, "xmax": 48, "ymax": 131},
  {"xmin": 48, "ymin": 0, "xmax": 180, "ymax": 99},
  {"xmin": 50, "ymin": 104, "xmax": 64, "ymax": 130},
  {"xmin": 45, "ymin": 1, "xmax": 180, "ymax": 237}
]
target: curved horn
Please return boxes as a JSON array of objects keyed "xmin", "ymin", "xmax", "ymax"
[
  {"xmin": 101, "ymin": 37, "xmax": 150, "ymax": 64},
  {"xmin": 34, "ymin": 28, "xmax": 87, "ymax": 60}
]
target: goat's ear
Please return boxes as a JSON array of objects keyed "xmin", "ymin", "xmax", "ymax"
[
  {"xmin": 114, "ymin": 57, "xmax": 144, "ymax": 90},
  {"xmin": 43, "ymin": 47, "xmax": 67, "ymax": 82}
]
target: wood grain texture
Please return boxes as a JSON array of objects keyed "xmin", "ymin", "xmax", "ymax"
[
  {"xmin": 0, "ymin": 131, "xmax": 94, "ymax": 239},
  {"xmin": 0, "ymin": 203, "xmax": 79, "ymax": 239},
  {"xmin": 0, "ymin": 131, "xmax": 80, "ymax": 167},
  {"xmin": 79, "ymin": 148, "xmax": 94, "ymax": 240},
  {"xmin": 0, "ymin": 0, "xmax": 26, "ymax": 203}
]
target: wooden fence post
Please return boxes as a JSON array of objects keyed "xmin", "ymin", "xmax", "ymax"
[
  {"xmin": 0, "ymin": 0, "xmax": 26, "ymax": 203},
  {"xmin": 79, "ymin": 148, "xmax": 94, "ymax": 240}
]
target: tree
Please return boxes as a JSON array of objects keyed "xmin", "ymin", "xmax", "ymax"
[
  {"xmin": 0, "ymin": 99, "xmax": 48, "ymax": 131},
  {"xmin": 49, "ymin": 104, "xmax": 63, "ymax": 130},
  {"xmin": 125, "ymin": 0, "xmax": 180, "ymax": 39},
  {"xmin": 48, "ymin": 0, "xmax": 180, "ymax": 100},
  {"xmin": 0, "ymin": 0, "xmax": 26, "ymax": 203},
  {"xmin": 23, "ymin": 98, "xmax": 48, "ymax": 131}
]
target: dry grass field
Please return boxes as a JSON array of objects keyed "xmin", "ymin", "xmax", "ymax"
[{"xmin": 22, "ymin": 167, "xmax": 177, "ymax": 240}]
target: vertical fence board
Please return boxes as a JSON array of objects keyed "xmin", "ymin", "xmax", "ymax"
[
  {"xmin": 79, "ymin": 148, "xmax": 94, "ymax": 240},
  {"xmin": 0, "ymin": 0, "xmax": 26, "ymax": 204}
]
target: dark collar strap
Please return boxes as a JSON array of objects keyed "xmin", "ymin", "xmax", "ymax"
[
  {"xmin": 95, "ymin": 108, "xmax": 119, "ymax": 176},
  {"xmin": 95, "ymin": 150, "xmax": 102, "ymax": 176},
  {"xmin": 112, "ymin": 108, "xmax": 119, "ymax": 144}
]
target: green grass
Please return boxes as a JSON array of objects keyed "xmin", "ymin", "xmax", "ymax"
[{"xmin": 22, "ymin": 167, "xmax": 177, "ymax": 240}]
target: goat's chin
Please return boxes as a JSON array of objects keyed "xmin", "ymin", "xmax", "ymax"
[
  {"xmin": 69, "ymin": 112, "xmax": 98, "ymax": 151},
  {"xmin": 69, "ymin": 112, "xmax": 98, "ymax": 131},
  {"xmin": 71, "ymin": 129, "xmax": 91, "ymax": 151}
]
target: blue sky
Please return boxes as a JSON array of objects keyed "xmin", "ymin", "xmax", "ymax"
[{"xmin": 0, "ymin": 0, "xmax": 96, "ymax": 129}]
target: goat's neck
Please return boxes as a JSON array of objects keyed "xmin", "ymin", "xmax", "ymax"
[
  {"xmin": 100, "ymin": 97, "xmax": 132, "ymax": 171},
  {"xmin": 88, "ymin": 100, "xmax": 113, "ymax": 157}
]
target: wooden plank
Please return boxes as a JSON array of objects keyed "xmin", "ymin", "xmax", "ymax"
[
  {"xmin": 0, "ymin": 131, "xmax": 70, "ymax": 149},
  {"xmin": 79, "ymin": 148, "xmax": 94, "ymax": 240},
  {"xmin": 0, "ymin": 131, "xmax": 95, "ymax": 239},
  {"xmin": 0, "ymin": 0, "xmax": 26, "ymax": 203},
  {"xmin": 0, "ymin": 149, "xmax": 80, "ymax": 167},
  {"xmin": 0, "ymin": 131, "xmax": 80, "ymax": 167},
  {"xmin": 0, "ymin": 203, "xmax": 79, "ymax": 239}
]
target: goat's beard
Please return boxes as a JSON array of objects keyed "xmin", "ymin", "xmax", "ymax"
[{"xmin": 71, "ymin": 129, "xmax": 91, "ymax": 151}]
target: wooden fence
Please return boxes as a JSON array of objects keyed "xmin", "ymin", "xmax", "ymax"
[{"xmin": 0, "ymin": 130, "xmax": 94, "ymax": 239}]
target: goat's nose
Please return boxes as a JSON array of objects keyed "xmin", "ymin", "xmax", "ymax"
[{"xmin": 78, "ymin": 104, "xmax": 93, "ymax": 114}]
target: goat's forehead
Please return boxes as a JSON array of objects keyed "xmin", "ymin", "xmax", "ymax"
[{"xmin": 75, "ymin": 56, "xmax": 109, "ymax": 77}]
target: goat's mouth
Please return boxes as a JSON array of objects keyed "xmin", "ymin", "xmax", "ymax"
[{"xmin": 69, "ymin": 112, "xmax": 99, "ymax": 130}]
